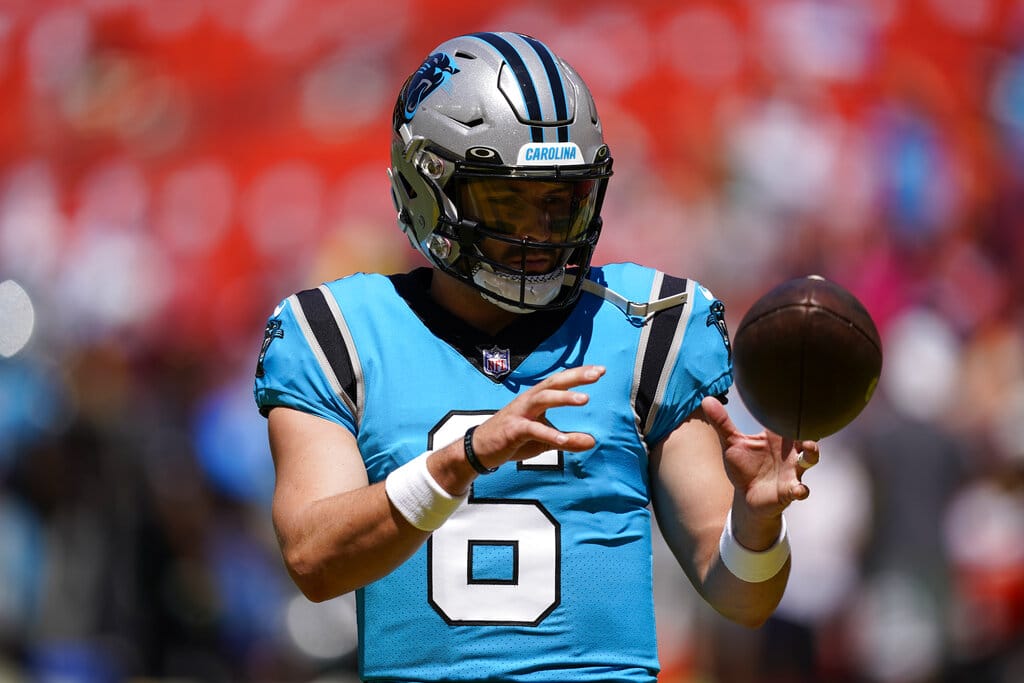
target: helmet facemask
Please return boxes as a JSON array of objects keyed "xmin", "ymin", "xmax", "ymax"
[{"xmin": 449, "ymin": 174, "xmax": 607, "ymax": 312}]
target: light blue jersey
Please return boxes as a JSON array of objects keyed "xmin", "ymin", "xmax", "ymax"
[{"xmin": 254, "ymin": 263, "xmax": 732, "ymax": 682}]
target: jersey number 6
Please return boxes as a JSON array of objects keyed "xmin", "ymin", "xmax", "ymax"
[{"xmin": 426, "ymin": 412, "xmax": 561, "ymax": 626}]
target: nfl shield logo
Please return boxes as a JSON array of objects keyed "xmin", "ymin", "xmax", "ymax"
[{"xmin": 482, "ymin": 346, "xmax": 511, "ymax": 378}]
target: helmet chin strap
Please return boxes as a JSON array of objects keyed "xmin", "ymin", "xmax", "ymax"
[
  {"xmin": 562, "ymin": 273, "xmax": 689, "ymax": 321},
  {"xmin": 468, "ymin": 267, "xmax": 691, "ymax": 319},
  {"xmin": 472, "ymin": 264, "xmax": 566, "ymax": 313}
]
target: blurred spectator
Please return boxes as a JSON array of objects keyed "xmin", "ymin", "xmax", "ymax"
[
  {"xmin": 1, "ymin": 1, "xmax": 1023, "ymax": 681},
  {"xmin": 845, "ymin": 309, "xmax": 968, "ymax": 683}
]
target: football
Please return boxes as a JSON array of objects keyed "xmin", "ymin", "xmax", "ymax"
[{"xmin": 731, "ymin": 275, "xmax": 883, "ymax": 440}]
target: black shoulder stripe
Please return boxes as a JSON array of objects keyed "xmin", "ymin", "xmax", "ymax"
[
  {"xmin": 520, "ymin": 34, "xmax": 569, "ymax": 142},
  {"xmin": 472, "ymin": 32, "xmax": 544, "ymax": 143},
  {"xmin": 635, "ymin": 275, "xmax": 689, "ymax": 432},
  {"xmin": 296, "ymin": 288, "xmax": 358, "ymax": 409}
]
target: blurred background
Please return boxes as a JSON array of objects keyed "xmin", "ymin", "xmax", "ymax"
[{"xmin": 1, "ymin": 0, "xmax": 1023, "ymax": 681}]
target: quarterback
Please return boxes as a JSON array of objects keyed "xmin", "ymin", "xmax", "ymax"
[{"xmin": 255, "ymin": 31, "xmax": 819, "ymax": 682}]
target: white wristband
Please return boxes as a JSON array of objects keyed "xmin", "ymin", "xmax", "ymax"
[
  {"xmin": 718, "ymin": 509, "xmax": 791, "ymax": 583},
  {"xmin": 385, "ymin": 452, "xmax": 468, "ymax": 531}
]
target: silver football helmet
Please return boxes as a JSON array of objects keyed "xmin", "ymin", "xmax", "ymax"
[{"xmin": 387, "ymin": 32, "xmax": 612, "ymax": 312}]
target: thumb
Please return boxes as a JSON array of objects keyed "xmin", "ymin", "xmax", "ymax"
[{"xmin": 701, "ymin": 395, "xmax": 740, "ymax": 444}]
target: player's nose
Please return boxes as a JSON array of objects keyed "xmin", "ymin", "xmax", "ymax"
[{"xmin": 520, "ymin": 209, "xmax": 553, "ymax": 242}]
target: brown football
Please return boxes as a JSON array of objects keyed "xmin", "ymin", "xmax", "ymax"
[{"xmin": 732, "ymin": 275, "xmax": 883, "ymax": 440}]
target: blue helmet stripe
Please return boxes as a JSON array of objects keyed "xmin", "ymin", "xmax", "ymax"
[
  {"xmin": 471, "ymin": 32, "xmax": 544, "ymax": 143},
  {"xmin": 520, "ymin": 34, "xmax": 570, "ymax": 143}
]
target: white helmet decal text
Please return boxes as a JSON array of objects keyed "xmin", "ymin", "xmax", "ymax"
[{"xmin": 517, "ymin": 142, "xmax": 583, "ymax": 166}]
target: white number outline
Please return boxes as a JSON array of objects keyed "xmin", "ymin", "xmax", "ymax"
[{"xmin": 425, "ymin": 410, "xmax": 563, "ymax": 626}]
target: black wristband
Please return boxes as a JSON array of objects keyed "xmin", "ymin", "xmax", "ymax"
[{"xmin": 464, "ymin": 426, "xmax": 499, "ymax": 475}]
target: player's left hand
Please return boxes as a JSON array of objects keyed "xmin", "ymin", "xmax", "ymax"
[{"xmin": 700, "ymin": 396, "xmax": 819, "ymax": 518}]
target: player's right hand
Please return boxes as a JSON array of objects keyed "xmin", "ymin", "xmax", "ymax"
[{"xmin": 470, "ymin": 364, "xmax": 605, "ymax": 469}]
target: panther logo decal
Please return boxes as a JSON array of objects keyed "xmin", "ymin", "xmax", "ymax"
[
  {"xmin": 706, "ymin": 299, "xmax": 732, "ymax": 362},
  {"xmin": 402, "ymin": 52, "xmax": 459, "ymax": 122},
  {"xmin": 255, "ymin": 318, "xmax": 284, "ymax": 378}
]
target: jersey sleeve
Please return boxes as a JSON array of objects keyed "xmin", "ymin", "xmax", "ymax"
[
  {"xmin": 252, "ymin": 296, "xmax": 357, "ymax": 434},
  {"xmin": 644, "ymin": 281, "xmax": 733, "ymax": 445}
]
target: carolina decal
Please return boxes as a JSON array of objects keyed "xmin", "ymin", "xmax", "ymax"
[{"xmin": 517, "ymin": 142, "xmax": 583, "ymax": 166}]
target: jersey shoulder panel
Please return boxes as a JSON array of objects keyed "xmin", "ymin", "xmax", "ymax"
[
  {"xmin": 252, "ymin": 272, "xmax": 393, "ymax": 432},
  {"xmin": 644, "ymin": 278, "xmax": 734, "ymax": 444},
  {"xmin": 584, "ymin": 263, "xmax": 732, "ymax": 444}
]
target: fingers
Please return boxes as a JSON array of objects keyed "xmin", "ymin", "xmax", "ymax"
[
  {"xmin": 791, "ymin": 441, "xmax": 820, "ymax": 500},
  {"xmin": 700, "ymin": 395, "xmax": 739, "ymax": 443},
  {"xmin": 538, "ymin": 365, "xmax": 606, "ymax": 391},
  {"xmin": 521, "ymin": 367, "xmax": 603, "ymax": 450},
  {"xmin": 795, "ymin": 441, "xmax": 820, "ymax": 471},
  {"xmin": 477, "ymin": 366, "xmax": 604, "ymax": 464},
  {"xmin": 520, "ymin": 418, "xmax": 595, "ymax": 450},
  {"xmin": 519, "ymin": 366, "xmax": 605, "ymax": 417}
]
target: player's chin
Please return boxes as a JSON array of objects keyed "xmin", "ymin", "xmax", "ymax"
[{"xmin": 526, "ymin": 261, "xmax": 561, "ymax": 275}]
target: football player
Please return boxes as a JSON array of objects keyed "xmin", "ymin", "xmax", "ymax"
[{"xmin": 255, "ymin": 31, "xmax": 819, "ymax": 683}]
